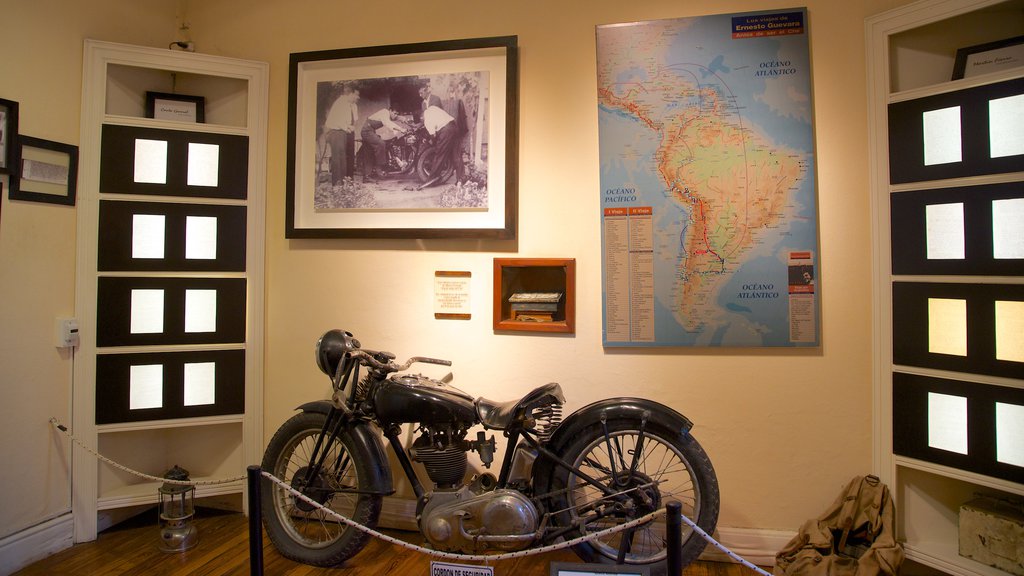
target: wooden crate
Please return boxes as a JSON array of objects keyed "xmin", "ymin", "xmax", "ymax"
[{"xmin": 959, "ymin": 497, "xmax": 1024, "ymax": 576}]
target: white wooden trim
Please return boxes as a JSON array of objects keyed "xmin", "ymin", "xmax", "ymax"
[
  {"xmin": 866, "ymin": 1, "xmax": 1024, "ymax": 574},
  {"xmin": 0, "ymin": 514, "xmax": 74, "ymax": 576},
  {"xmin": 75, "ymin": 39, "xmax": 267, "ymax": 542},
  {"xmin": 700, "ymin": 526, "xmax": 791, "ymax": 567}
]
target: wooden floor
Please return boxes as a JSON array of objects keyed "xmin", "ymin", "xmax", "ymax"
[{"xmin": 15, "ymin": 509, "xmax": 765, "ymax": 576}]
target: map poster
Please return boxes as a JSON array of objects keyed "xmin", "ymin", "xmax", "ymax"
[{"xmin": 597, "ymin": 8, "xmax": 821, "ymax": 347}]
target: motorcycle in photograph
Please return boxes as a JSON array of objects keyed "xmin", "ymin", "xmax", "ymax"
[
  {"xmin": 360, "ymin": 121, "xmax": 454, "ymax": 187},
  {"xmin": 380, "ymin": 122, "xmax": 422, "ymax": 177},
  {"xmin": 260, "ymin": 330, "xmax": 720, "ymax": 574}
]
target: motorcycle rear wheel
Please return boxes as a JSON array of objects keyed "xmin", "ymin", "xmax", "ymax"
[
  {"xmin": 415, "ymin": 146, "xmax": 454, "ymax": 185},
  {"xmin": 260, "ymin": 411, "xmax": 382, "ymax": 567},
  {"xmin": 550, "ymin": 418, "xmax": 719, "ymax": 576}
]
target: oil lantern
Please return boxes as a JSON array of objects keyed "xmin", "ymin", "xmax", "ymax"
[{"xmin": 158, "ymin": 465, "xmax": 198, "ymax": 552}]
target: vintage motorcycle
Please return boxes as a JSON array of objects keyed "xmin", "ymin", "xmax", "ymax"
[
  {"xmin": 260, "ymin": 330, "xmax": 719, "ymax": 574},
  {"xmin": 358, "ymin": 120, "xmax": 454, "ymax": 186}
]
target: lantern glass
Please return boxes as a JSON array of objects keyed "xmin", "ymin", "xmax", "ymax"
[{"xmin": 158, "ymin": 481, "xmax": 197, "ymax": 552}]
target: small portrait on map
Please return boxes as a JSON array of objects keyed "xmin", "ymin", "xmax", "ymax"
[{"xmin": 788, "ymin": 264, "xmax": 815, "ymax": 288}]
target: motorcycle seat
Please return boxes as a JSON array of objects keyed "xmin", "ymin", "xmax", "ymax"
[{"xmin": 475, "ymin": 382, "xmax": 564, "ymax": 430}]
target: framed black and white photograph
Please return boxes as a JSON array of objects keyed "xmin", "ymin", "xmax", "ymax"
[
  {"xmin": 9, "ymin": 135, "xmax": 78, "ymax": 206},
  {"xmin": 0, "ymin": 97, "xmax": 19, "ymax": 174},
  {"xmin": 952, "ymin": 35, "xmax": 1024, "ymax": 80},
  {"xmin": 146, "ymin": 91, "xmax": 206, "ymax": 123},
  {"xmin": 285, "ymin": 36, "xmax": 518, "ymax": 239}
]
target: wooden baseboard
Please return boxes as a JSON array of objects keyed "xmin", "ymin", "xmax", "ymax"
[
  {"xmin": 0, "ymin": 514, "xmax": 74, "ymax": 576},
  {"xmin": 378, "ymin": 497, "xmax": 789, "ymax": 566},
  {"xmin": 701, "ymin": 526, "xmax": 791, "ymax": 567},
  {"xmin": 379, "ymin": 496, "xmax": 419, "ymax": 531}
]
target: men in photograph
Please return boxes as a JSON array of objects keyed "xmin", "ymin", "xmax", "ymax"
[
  {"xmin": 360, "ymin": 107, "xmax": 406, "ymax": 181},
  {"xmin": 323, "ymin": 84, "xmax": 359, "ymax": 185},
  {"xmin": 422, "ymin": 104, "xmax": 464, "ymax": 186},
  {"xmin": 419, "ymin": 84, "xmax": 442, "ymax": 116},
  {"xmin": 442, "ymin": 80, "xmax": 469, "ymax": 142}
]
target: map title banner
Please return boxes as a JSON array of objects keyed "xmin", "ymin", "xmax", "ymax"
[{"xmin": 731, "ymin": 11, "xmax": 806, "ymax": 39}]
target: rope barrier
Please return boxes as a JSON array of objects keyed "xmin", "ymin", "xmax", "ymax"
[
  {"xmin": 262, "ymin": 469, "xmax": 669, "ymax": 563},
  {"xmin": 261, "ymin": 471, "xmax": 772, "ymax": 575},
  {"xmin": 49, "ymin": 418, "xmax": 245, "ymax": 486},
  {"xmin": 52, "ymin": 416, "xmax": 772, "ymax": 575},
  {"xmin": 676, "ymin": 509, "xmax": 773, "ymax": 576}
]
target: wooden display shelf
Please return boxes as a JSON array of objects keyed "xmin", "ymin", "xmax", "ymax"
[
  {"xmin": 98, "ymin": 478, "xmax": 243, "ymax": 510},
  {"xmin": 493, "ymin": 258, "xmax": 575, "ymax": 333}
]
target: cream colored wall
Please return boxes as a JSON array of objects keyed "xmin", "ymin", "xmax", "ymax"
[
  {"xmin": 0, "ymin": 0, "xmax": 179, "ymax": 542},
  {"xmin": 0, "ymin": 0, "xmax": 920, "ymax": 546},
  {"xmin": 181, "ymin": 0, "xmax": 915, "ymax": 532}
]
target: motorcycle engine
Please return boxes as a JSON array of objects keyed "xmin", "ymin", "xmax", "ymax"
[
  {"xmin": 419, "ymin": 482, "xmax": 540, "ymax": 553},
  {"xmin": 409, "ymin": 427, "xmax": 468, "ymax": 488}
]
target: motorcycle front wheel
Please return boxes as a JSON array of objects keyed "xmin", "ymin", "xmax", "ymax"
[
  {"xmin": 550, "ymin": 418, "xmax": 719, "ymax": 575},
  {"xmin": 260, "ymin": 411, "xmax": 382, "ymax": 567}
]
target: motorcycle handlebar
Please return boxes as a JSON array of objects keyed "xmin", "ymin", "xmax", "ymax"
[
  {"xmin": 404, "ymin": 356, "xmax": 453, "ymax": 369},
  {"xmin": 350, "ymin": 349, "xmax": 451, "ymax": 372}
]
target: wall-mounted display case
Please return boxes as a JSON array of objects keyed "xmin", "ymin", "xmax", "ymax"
[{"xmin": 493, "ymin": 258, "xmax": 575, "ymax": 334}]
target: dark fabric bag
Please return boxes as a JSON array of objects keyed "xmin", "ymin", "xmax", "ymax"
[{"xmin": 774, "ymin": 475, "xmax": 904, "ymax": 576}]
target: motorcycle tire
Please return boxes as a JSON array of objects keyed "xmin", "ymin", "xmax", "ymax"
[
  {"xmin": 415, "ymin": 146, "xmax": 454, "ymax": 185},
  {"xmin": 549, "ymin": 417, "xmax": 719, "ymax": 576},
  {"xmin": 260, "ymin": 411, "xmax": 383, "ymax": 567}
]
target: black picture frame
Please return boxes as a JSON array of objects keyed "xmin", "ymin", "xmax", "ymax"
[
  {"xmin": 9, "ymin": 135, "xmax": 78, "ymax": 206},
  {"xmin": 145, "ymin": 91, "xmax": 206, "ymax": 123},
  {"xmin": 952, "ymin": 35, "xmax": 1024, "ymax": 80},
  {"xmin": 0, "ymin": 97, "xmax": 19, "ymax": 174},
  {"xmin": 285, "ymin": 35, "xmax": 519, "ymax": 239}
]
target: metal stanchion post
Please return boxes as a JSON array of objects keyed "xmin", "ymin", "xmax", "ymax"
[
  {"xmin": 247, "ymin": 465, "xmax": 264, "ymax": 576},
  {"xmin": 666, "ymin": 501, "xmax": 682, "ymax": 576}
]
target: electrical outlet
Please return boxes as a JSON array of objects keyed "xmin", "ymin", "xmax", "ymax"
[{"xmin": 55, "ymin": 317, "xmax": 79, "ymax": 348}]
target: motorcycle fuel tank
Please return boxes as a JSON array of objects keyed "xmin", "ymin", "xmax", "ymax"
[{"xmin": 371, "ymin": 375, "xmax": 477, "ymax": 425}]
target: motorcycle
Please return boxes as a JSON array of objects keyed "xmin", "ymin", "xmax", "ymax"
[
  {"xmin": 380, "ymin": 122, "xmax": 422, "ymax": 178},
  {"xmin": 260, "ymin": 330, "xmax": 720, "ymax": 574},
  {"xmin": 358, "ymin": 119, "xmax": 454, "ymax": 187}
]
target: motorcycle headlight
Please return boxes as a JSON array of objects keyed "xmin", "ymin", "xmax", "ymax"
[{"xmin": 315, "ymin": 329, "xmax": 359, "ymax": 377}]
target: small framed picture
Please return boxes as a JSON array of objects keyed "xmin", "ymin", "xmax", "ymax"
[
  {"xmin": 145, "ymin": 91, "xmax": 206, "ymax": 123},
  {"xmin": 9, "ymin": 135, "xmax": 78, "ymax": 206},
  {"xmin": 0, "ymin": 97, "xmax": 19, "ymax": 174},
  {"xmin": 952, "ymin": 35, "xmax": 1024, "ymax": 80}
]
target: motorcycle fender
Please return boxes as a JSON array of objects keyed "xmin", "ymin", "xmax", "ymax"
[
  {"xmin": 531, "ymin": 397, "xmax": 694, "ymax": 498},
  {"xmin": 547, "ymin": 397, "xmax": 694, "ymax": 454},
  {"xmin": 297, "ymin": 400, "xmax": 335, "ymax": 416},
  {"xmin": 296, "ymin": 401, "xmax": 394, "ymax": 496}
]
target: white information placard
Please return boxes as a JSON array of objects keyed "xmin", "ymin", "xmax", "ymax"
[
  {"xmin": 928, "ymin": 298, "xmax": 967, "ymax": 357},
  {"xmin": 928, "ymin": 392, "xmax": 969, "ymax": 455},
  {"xmin": 430, "ymin": 561, "xmax": 493, "ymax": 576},
  {"xmin": 922, "ymin": 106, "xmax": 962, "ymax": 166},
  {"xmin": 925, "ymin": 203, "xmax": 965, "ymax": 260},
  {"xmin": 434, "ymin": 271, "xmax": 471, "ymax": 320}
]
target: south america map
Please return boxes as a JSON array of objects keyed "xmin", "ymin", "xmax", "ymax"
[{"xmin": 598, "ymin": 9, "xmax": 820, "ymax": 347}]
